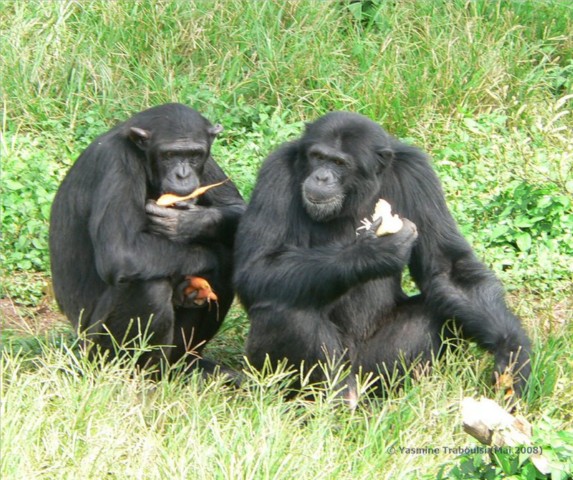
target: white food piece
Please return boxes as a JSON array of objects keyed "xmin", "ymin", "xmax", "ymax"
[{"xmin": 373, "ymin": 199, "xmax": 403, "ymax": 236}]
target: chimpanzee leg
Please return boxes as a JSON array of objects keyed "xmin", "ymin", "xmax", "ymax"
[
  {"xmin": 358, "ymin": 296, "xmax": 442, "ymax": 380},
  {"xmin": 246, "ymin": 304, "xmax": 357, "ymax": 402},
  {"xmin": 83, "ymin": 280, "xmax": 175, "ymax": 370},
  {"xmin": 170, "ymin": 303, "xmax": 242, "ymax": 384},
  {"xmin": 169, "ymin": 292, "xmax": 232, "ymax": 364}
]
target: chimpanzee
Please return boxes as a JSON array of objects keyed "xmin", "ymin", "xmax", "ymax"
[
  {"xmin": 234, "ymin": 111, "xmax": 531, "ymax": 402},
  {"xmin": 50, "ymin": 103, "xmax": 245, "ymax": 374}
]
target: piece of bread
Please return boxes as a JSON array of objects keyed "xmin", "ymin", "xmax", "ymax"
[{"xmin": 372, "ymin": 199, "xmax": 403, "ymax": 236}]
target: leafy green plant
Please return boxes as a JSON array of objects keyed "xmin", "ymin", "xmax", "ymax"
[
  {"xmin": 484, "ymin": 182, "xmax": 572, "ymax": 256},
  {"xmin": 473, "ymin": 181, "xmax": 573, "ymax": 287},
  {"xmin": 2, "ymin": 135, "xmax": 62, "ymax": 266},
  {"xmin": 345, "ymin": 0, "xmax": 389, "ymax": 31},
  {"xmin": 213, "ymin": 104, "xmax": 304, "ymax": 199},
  {"xmin": 0, "ymin": 133, "xmax": 71, "ymax": 303}
]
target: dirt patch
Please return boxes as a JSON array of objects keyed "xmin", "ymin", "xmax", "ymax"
[{"xmin": 0, "ymin": 296, "xmax": 67, "ymax": 336}]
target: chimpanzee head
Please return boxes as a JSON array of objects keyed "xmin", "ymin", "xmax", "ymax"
[
  {"xmin": 126, "ymin": 103, "xmax": 223, "ymax": 197},
  {"xmin": 298, "ymin": 112, "xmax": 394, "ymax": 222}
]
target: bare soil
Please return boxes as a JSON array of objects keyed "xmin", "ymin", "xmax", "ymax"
[{"xmin": 0, "ymin": 296, "xmax": 67, "ymax": 336}]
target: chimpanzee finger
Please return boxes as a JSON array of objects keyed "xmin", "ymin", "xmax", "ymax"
[
  {"xmin": 370, "ymin": 217, "xmax": 383, "ymax": 234},
  {"xmin": 147, "ymin": 220, "xmax": 176, "ymax": 236},
  {"xmin": 173, "ymin": 200, "xmax": 197, "ymax": 210},
  {"xmin": 145, "ymin": 201, "xmax": 177, "ymax": 218},
  {"xmin": 359, "ymin": 217, "xmax": 383, "ymax": 239}
]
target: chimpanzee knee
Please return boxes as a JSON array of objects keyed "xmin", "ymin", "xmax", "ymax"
[{"xmin": 82, "ymin": 280, "xmax": 175, "ymax": 367}]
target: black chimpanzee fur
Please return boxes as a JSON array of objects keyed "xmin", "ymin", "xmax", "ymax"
[
  {"xmin": 50, "ymin": 103, "xmax": 245, "ymax": 374},
  {"xmin": 234, "ymin": 111, "xmax": 531, "ymax": 400}
]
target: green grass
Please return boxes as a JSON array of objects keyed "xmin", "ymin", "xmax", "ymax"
[
  {"xmin": 2, "ymin": 321, "xmax": 572, "ymax": 479},
  {"xmin": 1, "ymin": 0, "xmax": 572, "ymax": 478}
]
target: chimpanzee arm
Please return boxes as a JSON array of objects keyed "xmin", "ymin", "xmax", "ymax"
[
  {"xmin": 89, "ymin": 170, "xmax": 216, "ymax": 285},
  {"xmin": 233, "ymin": 150, "xmax": 418, "ymax": 310},
  {"xmin": 384, "ymin": 143, "xmax": 531, "ymax": 391},
  {"xmin": 145, "ymin": 157, "xmax": 246, "ymax": 244}
]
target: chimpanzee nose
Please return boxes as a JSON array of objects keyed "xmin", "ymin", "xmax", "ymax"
[
  {"xmin": 175, "ymin": 164, "xmax": 192, "ymax": 180},
  {"xmin": 313, "ymin": 168, "xmax": 334, "ymax": 184}
]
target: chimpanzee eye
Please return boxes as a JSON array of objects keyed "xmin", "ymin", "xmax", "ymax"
[{"xmin": 188, "ymin": 152, "xmax": 202, "ymax": 164}]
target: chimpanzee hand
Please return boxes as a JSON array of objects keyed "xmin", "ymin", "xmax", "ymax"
[
  {"xmin": 146, "ymin": 200, "xmax": 220, "ymax": 243},
  {"xmin": 357, "ymin": 217, "xmax": 418, "ymax": 272},
  {"xmin": 361, "ymin": 216, "xmax": 418, "ymax": 247},
  {"xmin": 146, "ymin": 200, "xmax": 184, "ymax": 240},
  {"xmin": 173, "ymin": 277, "xmax": 200, "ymax": 307}
]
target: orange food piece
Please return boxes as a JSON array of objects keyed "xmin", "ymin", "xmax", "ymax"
[
  {"xmin": 184, "ymin": 276, "xmax": 218, "ymax": 306},
  {"xmin": 156, "ymin": 179, "xmax": 229, "ymax": 207}
]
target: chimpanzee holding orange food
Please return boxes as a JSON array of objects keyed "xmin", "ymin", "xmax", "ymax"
[
  {"xmin": 233, "ymin": 112, "xmax": 531, "ymax": 402},
  {"xmin": 50, "ymin": 103, "xmax": 245, "ymax": 375}
]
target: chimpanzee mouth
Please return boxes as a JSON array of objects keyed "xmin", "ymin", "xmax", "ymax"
[{"xmin": 302, "ymin": 194, "xmax": 344, "ymax": 222}]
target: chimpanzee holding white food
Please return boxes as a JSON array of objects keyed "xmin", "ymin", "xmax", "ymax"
[
  {"xmin": 234, "ymin": 111, "xmax": 531, "ymax": 401},
  {"xmin": 50, "ymin": 103, "xmax": 245, "ymax": 375}
]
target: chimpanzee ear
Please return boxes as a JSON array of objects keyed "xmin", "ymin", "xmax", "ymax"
[
  {"xmin": 208, "ymin": 124, "xmax": 224, "ymax": 137},
  {"xmin": 128, "ymin": 127, "xmax": 151, "ymax": 150},
  {"xmin": 376, "ymin": 147, "xmax": 395, "ymax": 170}
]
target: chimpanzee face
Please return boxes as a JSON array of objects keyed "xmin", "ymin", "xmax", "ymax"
[
  {"xmin": 299, "ymin": 112, "xmax": 393, "ymax": 222},
  {"xmin": 152, "ymin": 138, "xmax": 208, "ymax": 196},
  {"xmin": 128, "ymin": 120, "xmax": 223, "ymax": 197},
  {"xmin": 300, "ymin": 142, "xmax": 350, "ymax": 222}
]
